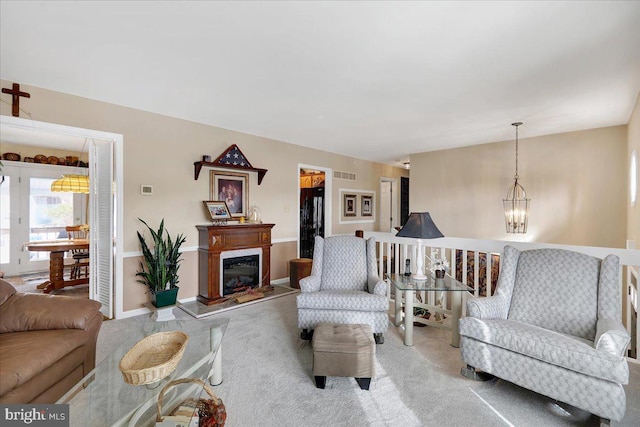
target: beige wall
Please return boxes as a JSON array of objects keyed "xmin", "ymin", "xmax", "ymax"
[
  {"xmin": 628, "ymin": 94, "xmax": 640, "ymax": 248},
  {"xmin": 410, "ymin": 125, "xmax": 628, "ymax": 248},
  {"xmin": 0, "ymin": 80, "xmax": 407, "ymax": 311}
]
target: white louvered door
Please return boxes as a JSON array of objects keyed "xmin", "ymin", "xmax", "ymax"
[{"xmin": 89, "ymin": 139, "xmax": 114, "ymax": 318}]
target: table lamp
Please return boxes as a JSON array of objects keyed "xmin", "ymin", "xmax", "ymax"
[{"xmin": 395, "ymin": 212, "xmax": 444, "ymax": 280}]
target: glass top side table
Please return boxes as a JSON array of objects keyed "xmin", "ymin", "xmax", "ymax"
[{"xmin": 389, "ymin": 273, "xmax": 472, "ymax": 347}]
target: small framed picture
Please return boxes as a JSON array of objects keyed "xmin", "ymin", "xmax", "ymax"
[
  {"xmin": 203, "ymin": 200, "xmax": 232, "ymax": 221},
  {"xmin": 344, "ymin": 194, "xmax": 357, "ymax": 217},
  {"xmin": 361, "ymin": 195, "xmax": 373, "ymax": 217},
  {"xmin": 210, "ymin": 171, "xmax": 249, "ymax": 217}
]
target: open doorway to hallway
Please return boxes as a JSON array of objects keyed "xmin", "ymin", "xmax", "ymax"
[{"xmin": 299, "ymin": 167, "xmax": 325, "ymax": 258}]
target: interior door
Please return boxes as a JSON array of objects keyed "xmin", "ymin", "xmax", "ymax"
[
  {"xmin": 380, "ymin": 181, "xmax": 392, "ymax": 232},
  {"xmin": 89, "ymin": 139, "xmax": 114, "ymax": 318}
]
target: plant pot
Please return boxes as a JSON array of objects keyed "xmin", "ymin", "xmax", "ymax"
[
  {"xmin": 151, "ymin": 287, "xmax": 179, "ymax": 308},
  {"xmin": 435, "ymin": 269, "xmax": 445, "ymax": 279}
]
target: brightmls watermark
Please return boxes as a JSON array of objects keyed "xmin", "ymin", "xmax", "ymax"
[{"xmin": 1, "ymin": 405, "xmax": 69, "ymax": 426}]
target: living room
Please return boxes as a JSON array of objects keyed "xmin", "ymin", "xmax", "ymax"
[{"xmin": 1, "ymin": 1, "xmax": 639, "ymax": 426}]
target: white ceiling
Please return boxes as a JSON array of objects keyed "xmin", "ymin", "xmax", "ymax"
[{"xmin": 1, "ymin": 1, "xmax": 639, "ymax": 167}]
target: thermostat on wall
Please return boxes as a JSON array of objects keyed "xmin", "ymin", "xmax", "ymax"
[{"xmin": 140, "ymin": 185, "xmax": 153, "ymax": 195}]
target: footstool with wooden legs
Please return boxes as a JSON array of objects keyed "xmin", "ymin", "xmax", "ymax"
[{"xmin": 311, "ymin": 323, "xmax": 376, "ymax": 390}]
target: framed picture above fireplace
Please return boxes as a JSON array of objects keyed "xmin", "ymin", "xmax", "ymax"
[
  {"xmin": 210, "ymin": 171, "xmax": 249, "ymax": 218},
  {"xmin": 203, "ymin": 200, "xmax": 232, "ymax": 222}
]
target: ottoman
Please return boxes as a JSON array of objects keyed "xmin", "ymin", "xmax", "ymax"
[{"xmin": 312, "ymin": 323, "xmax": 376, "ymax": 390}]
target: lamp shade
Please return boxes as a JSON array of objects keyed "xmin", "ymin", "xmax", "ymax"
[
  {"xmin": 396, "ymin": 212, "xmax": 444, "ymax": 239},
  {"xmin": 50, "ymin": 174, "xmax": 90, "ymax": 194}
]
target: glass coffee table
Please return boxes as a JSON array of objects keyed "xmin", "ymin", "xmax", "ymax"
[
  {"xmin": 389, "ymin": 273, "xmax": 472, "ymax": 347},
  {"xmin": 58, "ymin": 317, "xmax": 229, "ymax": 427}
]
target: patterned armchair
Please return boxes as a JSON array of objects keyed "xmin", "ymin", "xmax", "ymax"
[
  {"xmin": 459, "ymin": 245, "xmax": 630, "ymax": 422},
  {"xmin": 296, "ymin": 235, "xmax": 389, "ymax": 344}
]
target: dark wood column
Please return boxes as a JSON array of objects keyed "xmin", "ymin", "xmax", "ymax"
[{"xmin": 196, "ymin": 223, "xmax": 274, "ymax": 305}]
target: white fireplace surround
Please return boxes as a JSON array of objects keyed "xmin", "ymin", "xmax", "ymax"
[{"xmin": 219, "ymin": 247, "xmax": 263, "ymax": 295}]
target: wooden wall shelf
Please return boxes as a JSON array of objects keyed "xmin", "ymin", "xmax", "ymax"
[{"xmin": 193, "ymin": 161, "xmax": 268, "ymax": 184}]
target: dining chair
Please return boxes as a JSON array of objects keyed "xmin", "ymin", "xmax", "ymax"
[{"xmin": 65, "ymin": 225, "xmax": 89, "ymax": 280}]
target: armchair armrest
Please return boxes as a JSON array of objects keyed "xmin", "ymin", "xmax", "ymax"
[
  {"xmin": 299, "ymin": 275, "xmax": 321, "ymax": 293},
  {"xmin": 595, "ymin": 318, "xmax": 630, "ymax": 357},
  {"xmin": 367, "ymin": 276, "xmax": 387, "ymax": 296},
  {"xmin": 0, "ymin": 293, "xmax": 102, "ymax": 333},
  {"xmin": 466, "ymin": 295, "xmax": 509, "ymax": 319}
]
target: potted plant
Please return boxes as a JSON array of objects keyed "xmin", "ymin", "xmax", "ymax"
[
  {"xmin": 430, "ymin": 248, "xmax": 450, "ymax": 279},
  {"xmin": 136, "ymin": 218, "xmax": 186, "ymax": 307}
]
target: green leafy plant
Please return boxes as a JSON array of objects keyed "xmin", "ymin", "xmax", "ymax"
[{"xmin": 136, "ymin": 218, "xmax": 186, "ymax": 293}]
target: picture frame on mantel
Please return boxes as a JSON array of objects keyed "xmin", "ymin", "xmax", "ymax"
[
  {"xmin": 203, "ymin": 200, "xmax": 232, "ymax": 222},
  {"xmin": 210, "ymin": 171, "xmax": 249, "ymax": 218}
]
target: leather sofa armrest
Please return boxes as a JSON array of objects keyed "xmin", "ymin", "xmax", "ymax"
[
  {"xmin": 595, "ymin": 318, "xmax": 630, "ymax": 357},
  {"xmin": 367, "ymin": 276, "xmax": 387, "ymax": 296},
  {"xmin": 0, "ymin": 293, "xmax": 102, "ymax": 333},
  {"xmin": 82, "ymin": 309, "xmax": 104, "ymax": 375},
  {"xmin": 299, "ymin": 275, "xmax": 321, "ymax": 293},
  {"xmin": 466, "ymin": 295, "xmax": 508, "ymax": 319}
]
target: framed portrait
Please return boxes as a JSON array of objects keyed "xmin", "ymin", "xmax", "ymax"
[
  {"xmin": 344, "ymin": 194, "xmax": 357, "ymax": 217},
  {"xmin": 203, "ymin": 200, "xmax": 232, "ymax": 221},
  {"xmin": 210, "ymin": 171, "xmax": 249, "ymax": 218},
  {"xmin": 361, "ymin": 195, "xmax": 373, "ymax": 217}
]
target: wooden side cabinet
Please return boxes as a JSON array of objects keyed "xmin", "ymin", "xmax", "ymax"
[{"xmin": 196, "ymin": 223, "xmax": 274, "ymax": 305}]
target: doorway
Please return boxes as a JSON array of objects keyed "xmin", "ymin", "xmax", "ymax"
[
  {"xmin": 298, "ymin": 164, "xmax": 332, "ymax": 258},
  {"xmin": 0, "ymin": 116, "xmax": 123, "ymax": 319},
  {"xmin": 299, "ymin": 168, "xmax": 325, "ymax": 258},
  {"xmin": 379, "ymin": 178, "xmax": 398, "ymax": 232},
  {"xmin": 0, "ymin": 162, "xmax": 87, "ymax": 276}
]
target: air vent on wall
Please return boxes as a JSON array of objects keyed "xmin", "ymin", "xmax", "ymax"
[{"xmin": 333, "ymin": 170, "xmax": 357, "ymax": 181}]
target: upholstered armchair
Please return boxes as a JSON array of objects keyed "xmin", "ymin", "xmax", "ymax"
[
  {"xmin": 296, "ymin": 235, "xmax": 389, "ymax": 344},
  {"xmin": 459, "ymin": 245, "xmax": 630, "ymax": 423}
]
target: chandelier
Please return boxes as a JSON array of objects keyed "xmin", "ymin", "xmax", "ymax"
[{"xmin": 503, "ymin": 122, "xmax": 530, "ymax": 233}]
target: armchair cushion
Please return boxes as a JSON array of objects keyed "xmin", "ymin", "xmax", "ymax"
[
  {"xmin": 460, "ymin": 317, "xmax": 628, "ymax": 384},
  {"xmin": 321, "ymin": 235, "xmax": 368, "ymax": 291},
  {"xmin": 508, "ymin": 248, "xmax": 601, "ymax": 341},
  {"xmin": 297, "ymin": 290, "xmax": 388, "ymax": 312}
]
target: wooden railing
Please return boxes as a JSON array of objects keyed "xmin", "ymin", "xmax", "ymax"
[{"xmin": 357, "ymin": 231, "xmax": 640, "ymax": 361}]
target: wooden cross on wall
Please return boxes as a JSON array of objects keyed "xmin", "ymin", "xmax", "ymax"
[{"xmin": 2, "ymin": 83, "xmax": 31, "ymax": 117}]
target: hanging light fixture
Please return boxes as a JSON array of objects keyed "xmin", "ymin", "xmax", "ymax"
[
  {"xmin": 50, "ymin": 174, "xmax": 90, "ymax": 194},
  {"xmin": 51, "ymin": 138, "xmax": 90, "ymax": 194},
  {"xmin": 503, "ymin": 122, "xmax": 530, "ymax": 233}
]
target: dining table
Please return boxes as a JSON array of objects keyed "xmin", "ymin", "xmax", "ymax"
[{"xmin": 25, "ymin": 239, "xmax": 90, "ymax": 293}]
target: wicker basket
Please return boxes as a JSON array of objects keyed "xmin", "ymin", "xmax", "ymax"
[
  {"xmin": 119, "ymin": 331, "xmax": 189, "ymax": 385},
  {"xmin": 156, "ymin": 378, "xmax": 226, "ymax": 427}
]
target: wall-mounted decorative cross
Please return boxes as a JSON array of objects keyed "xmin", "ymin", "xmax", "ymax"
[{"xmin": 2, "ymin": 83, "xmax": 31, "ymax": 117}]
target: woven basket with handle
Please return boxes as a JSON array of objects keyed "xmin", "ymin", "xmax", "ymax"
[{"xmin": 157, "ymin": 378, "xmax": 226, "ymax": 427}]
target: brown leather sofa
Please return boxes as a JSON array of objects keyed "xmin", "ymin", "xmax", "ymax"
[{"xmin": 0, "ymin": 278, "xmax": 103, "ymax": 403}]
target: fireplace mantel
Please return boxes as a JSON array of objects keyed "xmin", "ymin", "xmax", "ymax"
[{"xmin": 196, "ymin": 223, "xmax": 274, "ymax": 305}]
